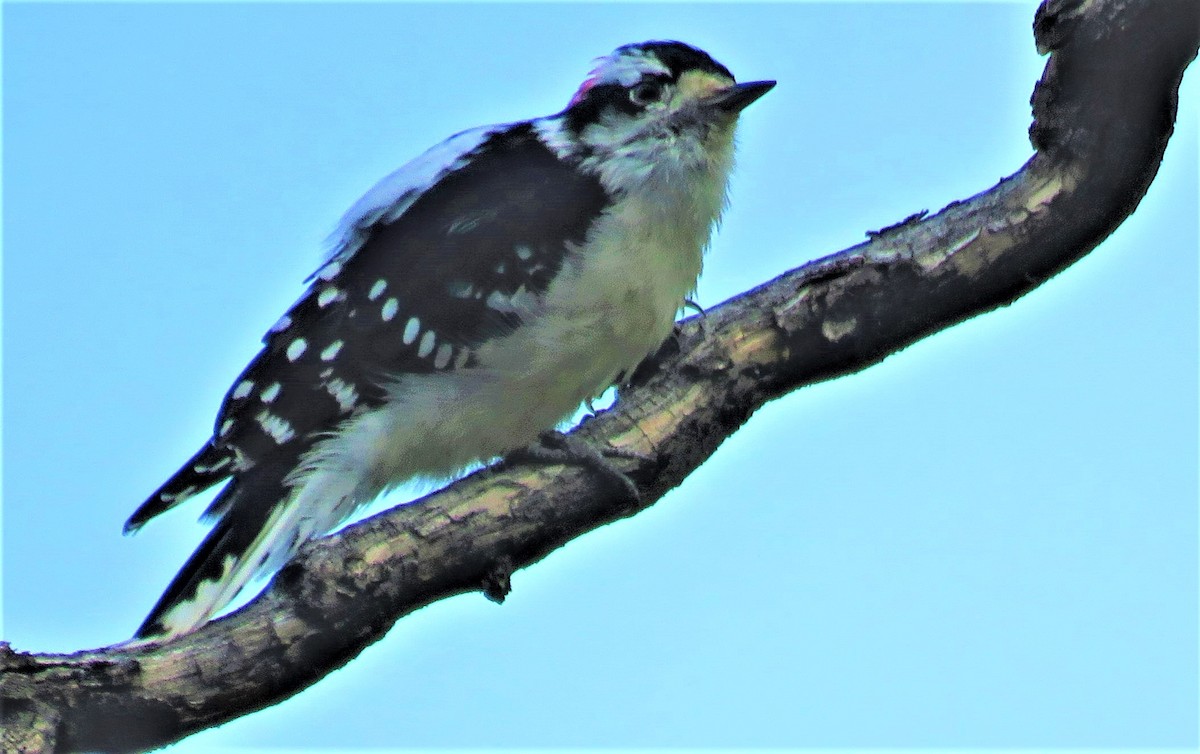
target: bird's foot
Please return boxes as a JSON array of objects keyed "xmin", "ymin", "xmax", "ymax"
[
  {"xmin": 680, "ymin": 298, "xmax": 707, "ymax": 337},
  {"xmin": 512, "ymin": 430, "xmax": 651, "ymax": 501}
]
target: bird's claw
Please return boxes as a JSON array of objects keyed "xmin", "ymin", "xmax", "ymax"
[{"xmin": 513, "ymin": 430, "xmax": 649, "ymax": 501}]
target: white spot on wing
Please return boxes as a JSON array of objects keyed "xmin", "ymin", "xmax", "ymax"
[
  {"xmin": 486, "ymin": 290, "xmax": 514, "ymax": 312},
  {"xmin": 448, "ymin": 215, "xmax": 483, "ymax": 235},
  {"xmin": 321, "ymin": 340, "xmax": 344, "ymax": 361},
  {"xmin": 270, "ymin": 314, "xmax": 292, "ymax": 333},
  {"xmin": 287, "ymin": 338, "xmax": 308, "ymax": 361},
  {"xmin": 219, "ymin": 419, "xmax": 235, "ymax": 437},
  {"xmin": 194, "ymin": 456, "xmax": 233, "ymax": 474},
  {"xmin": 447, "ymin": 280, "xmax": 474, "ymax": 299},
  {"xmin": 434, "ymin": 342, "xmax": 453, "ymax": 369},
  {"xmin": 418, "ymin": 330, "xmax": 437, "ymax": 359},
  {"xmin": 486, "ymin": 284, "xmax": 533, "ymax": 314},
  {"xmin": 514, "ymin": 243, "xmax": 534, "ymax": 260},
  {"xmin": 317, "ymin": 287, "xmax": 341, "ymax": 308},
  {"xmin": 325, "ymin": 377, "xmax": 358, "ymax": 413},
  {"xmin": 255, "ymin": 410, "xmax": 296, "ymax": 444},
  {"xmin": 368, "ymin": 279, "xmax": 387, "ymax": 301},
  {"xmin": 232, "ymin": 380, "xmax": 254, "ymax": 400},
  {"xmin": 403, "ymin": 317, "xmax": 420, "ymax": 345},
  {"xmin": 261, "ymin": 382, "xmax": 282, "ymax": 403},
  {"xmin": 453, "ymin": 348, "xmax": 470, "ymax": 369},
  {"xmin": 317, "ymin": 260, "xmax": 342, "ymax": 281},
  {"xmin": 382, "ymin": 298, "xmax": 399, "ymax": 322},
  {"xmin": 160, "ymin": 484, "xmax": 198, "ymax": 504},
  {"xmin": 227, "ymin": 444, "xmax": 253, "ymax": 472}
]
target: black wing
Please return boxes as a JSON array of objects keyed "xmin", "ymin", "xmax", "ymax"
[{"xmin": 126, "ymin": 123, "xmax": 610, "ymax": 530}]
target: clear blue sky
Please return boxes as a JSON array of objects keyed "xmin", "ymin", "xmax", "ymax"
[{"xmin": 3, "ymin": 2, "xmax": 1197, "ymax": 751}]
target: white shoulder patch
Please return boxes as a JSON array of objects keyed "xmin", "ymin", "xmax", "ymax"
[{"xmin": 532, "ymin": 117, "xmax": 577, "ymax": 161}]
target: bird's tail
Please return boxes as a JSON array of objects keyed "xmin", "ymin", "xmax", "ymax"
[
  {"xmin": 134, "ymin": 465, "xmax": 306, "ymax": 639},
  {"xmin": 125, "ymin": 442, "xmax": 238, "ymax": 534}
]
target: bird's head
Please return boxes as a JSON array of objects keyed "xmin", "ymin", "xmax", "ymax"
[{"xmin": 558, "ymin": 41, "xmax": 774, "ymax": 177}]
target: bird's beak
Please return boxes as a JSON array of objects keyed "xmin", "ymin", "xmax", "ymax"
[{"xmin": 703, "ymin": 80, "xmax": 776, "ymax": 114}]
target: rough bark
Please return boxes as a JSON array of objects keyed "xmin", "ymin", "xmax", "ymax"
[{"xmin": 3, "ymin": 1, "xmax": 1196, "ymax": 752}]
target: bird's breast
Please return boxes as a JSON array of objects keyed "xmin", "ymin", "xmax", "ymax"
[{"xmin": 484, "ymin": 189, "xmax": 713, "ymax": 392}]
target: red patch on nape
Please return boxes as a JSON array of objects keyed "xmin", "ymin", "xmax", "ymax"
[{"xmin": 569, "ymin": 76, "xmax": 600, "ymax": 107}]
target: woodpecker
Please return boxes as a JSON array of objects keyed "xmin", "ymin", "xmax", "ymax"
[{"xmin": 125, "ymin": 40, "xmax": 774, "ymax": 639}]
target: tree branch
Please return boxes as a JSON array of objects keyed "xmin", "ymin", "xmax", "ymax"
[{"xmin": 3, "ymin": 1, "xmax": 1196, "ymax": 752}]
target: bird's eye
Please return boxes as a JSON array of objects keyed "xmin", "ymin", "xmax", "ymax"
[{"xmin": 629, "ymin": 81, "xmax": 665, "ymax": 106}]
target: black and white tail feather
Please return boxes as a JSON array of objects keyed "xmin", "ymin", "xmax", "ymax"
[{"xmin": 126, "ymin": 40, "xmax": 773, "ymax": 639}]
